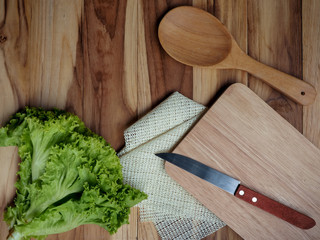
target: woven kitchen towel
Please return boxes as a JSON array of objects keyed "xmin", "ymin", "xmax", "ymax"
[{"xmin": 118, "ymin": 92, "xmax": 225, "ymax": 240}]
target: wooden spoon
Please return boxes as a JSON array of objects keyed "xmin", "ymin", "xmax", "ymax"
[{"xmin": 158, "ymin": 6, "xmax": 316, "ymax": 105}]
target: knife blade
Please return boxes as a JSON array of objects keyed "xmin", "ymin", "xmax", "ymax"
[{"xmin": 156, "ymin": 152, "xmax": 316, "ymax": 229}]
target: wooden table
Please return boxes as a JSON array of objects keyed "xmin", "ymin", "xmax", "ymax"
[{"xmin": 0, "ymin": 0, "xmax": 319, "ymax": 239}]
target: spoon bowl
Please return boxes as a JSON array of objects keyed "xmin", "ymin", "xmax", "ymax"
[
  {"xmin": 158, "ymin": 6, "xmax": 316, "ymax": 105},
  {"xmin": 159, "ymin": 7, "xmax": 232, "ymax": 66}
]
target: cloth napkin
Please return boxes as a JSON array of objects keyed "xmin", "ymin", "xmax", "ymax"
[{"xmin": 118, "ymin": 92, "xmax": 225, "ymax": 240}]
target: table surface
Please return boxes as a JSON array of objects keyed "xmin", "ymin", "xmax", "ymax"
[{"xmin": 0, "ymin": 1, "xmax": 319, "ymax": 240}]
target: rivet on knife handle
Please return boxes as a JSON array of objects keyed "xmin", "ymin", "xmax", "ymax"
[{"xmin": 235, "ymin": 185, "xmax": 316, "ymax": 229}]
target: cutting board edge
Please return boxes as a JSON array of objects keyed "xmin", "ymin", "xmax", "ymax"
[{"xmin": 166, "ymin": 83, "xmax": 320, "ymax": 240}]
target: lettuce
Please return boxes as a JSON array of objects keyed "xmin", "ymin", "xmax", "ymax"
[{"xmin": 0, "ymin": 107, "xmax": 147, "ymax": 240}]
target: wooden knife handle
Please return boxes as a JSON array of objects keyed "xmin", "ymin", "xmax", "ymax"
[{"xmin": 235, "ymin": 185, "xmax": 316, "ymax": 229}]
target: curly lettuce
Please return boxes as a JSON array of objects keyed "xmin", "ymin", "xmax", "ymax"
[{"xmin": 0, "ymin": 107, "xmax": 147, "ymax": 240}]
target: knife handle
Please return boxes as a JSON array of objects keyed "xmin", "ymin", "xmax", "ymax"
[{"xmin": 235, "ymin": 185, "xmax": 316, "ymax": 229}]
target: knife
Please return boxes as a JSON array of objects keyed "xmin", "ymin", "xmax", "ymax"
[{"xmin": 155, "ymin": 152, "xmax": 316, "ymax": 229}]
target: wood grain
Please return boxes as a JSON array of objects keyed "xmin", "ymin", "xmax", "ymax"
[
  {"xmin": 214, "ymin": 0, "xmax": 248, "ymax": 95},
  {"xmin": 0, "ymin": 147, "xmax": 19, "ymax": 240},
  {"xmin": 141, "ymin": 0, "xmax": 193, "ymax": 105},
  {"xmin": 0, "ymin": 0, "xmax": 319, "ymax": 239},
  {"xmin": 202, "ymin": 226, "xmax": 243, "ymax": 240},
  {"xmin": 247, "ymin": 0, "xmax": 303, "ymax": 129},
  {"xmin": 166, "ymin": 83, "xmax": 320, "ymax": 240},
  {"xmin": 0, "ymin": 0, "xmax": 82, "ymax": 120},
  {"xmin": 0, "ymin": 1, "xmax": 83, "ymax": 239},
  {"xmin": 192, "ymin": 1, "xmax": 246, "ymax": 239},
  {"xmin": 124, "ymin": 0, "xmax": 152, "ymax": 118},
  {"xmin": 192, "ymin": 0, "xmax": 247, "ymax": 115},
  {"xmin": 68, "ymin": 0, "xmax": 130, "ymax": 151},
  {"xmin": 302, "ymin": 0, "xmax": 320, "ymax": 147}
]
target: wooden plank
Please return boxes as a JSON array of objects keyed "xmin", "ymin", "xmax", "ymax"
[
  {"xmin": 214, "ymin": 0, "xmax": 248, "ymax": 91},
  {"xmin": 66, "ymin": 0, "xmax": 130, "ymax": 151},
  {"xmin": 48, "ymin": 0, "xmax": 125, "ymax": 238},
  {"xmin": 123, "ymin": 0, "xmax": 160, "ymax": 237},
  {"xmin": 192, "ymin": 0, "xmax": 218, "ymax": 106},
  {"xmin": 137, "ymin": 0, "xmax": 193, "ymax": 238},
  {"xmin": 0, "ymin": 147, "xmax": 19, "ymax": 240},
  {"xmin": 192, "ymin": 1, "xmax": 246, "ymax": 239},
  {"xmin": 247, "ymin": 0, "xmax": 302, "ymax": 130},
  {"xmin": 0, "ymin": 0, "xmax": 83, "ymax": 239},
  {"xmin": 192, "ymin": 0, "xmax": 247, "ymax": 106},
  {"xmin": 123, "ymin": 0, "xmax": 195, "ymax": 238},
  {"xmin": 136, "ymin": 0, "xmax": 152, "ymax": 117},
  {"xmin": 111, "ymin": 207, "xmax": 139, "ymax": 240},
  {"xmin": 302, "ymin": 0, "xmax": 320, "ymax": 147},
  {"xmin": 138, "ymin": 211, "xmax": 161, "ymax": 240},
  {"xmin": 0, "ymin": 0, "xmax": 82, "ymax": 119},
  {"xmin": 141, "ymin": 0, "xmax": 193, "ymax": 106},
  {"xmin": 64, "ymin": 0, "xmax": 142, "ymax": 239},
  {"xmin": 202, "ymin": 226, "xmax": 243, "ymax": 240},
  {"xmin": 166, "ymin": 83, "xmax": 320, "ymax": 240}
]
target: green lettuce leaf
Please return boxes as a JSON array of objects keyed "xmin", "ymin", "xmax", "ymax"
[
  {"xmin": 1, "ymin": 107, "xmax": 147, "ymax": 240},
  {"xmin": 9, "ymin": 183, "xmax": 145, "ymax": 240}
]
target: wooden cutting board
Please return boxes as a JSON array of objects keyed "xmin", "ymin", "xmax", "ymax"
[{"xmin": 165, "ymin": 83, "xmax": 320, "ymax": 240}]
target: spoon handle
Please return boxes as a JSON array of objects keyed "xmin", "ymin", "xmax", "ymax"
[{"xmin": 234, "ymin": 53, "xmax": 316, "ymax": 105}]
